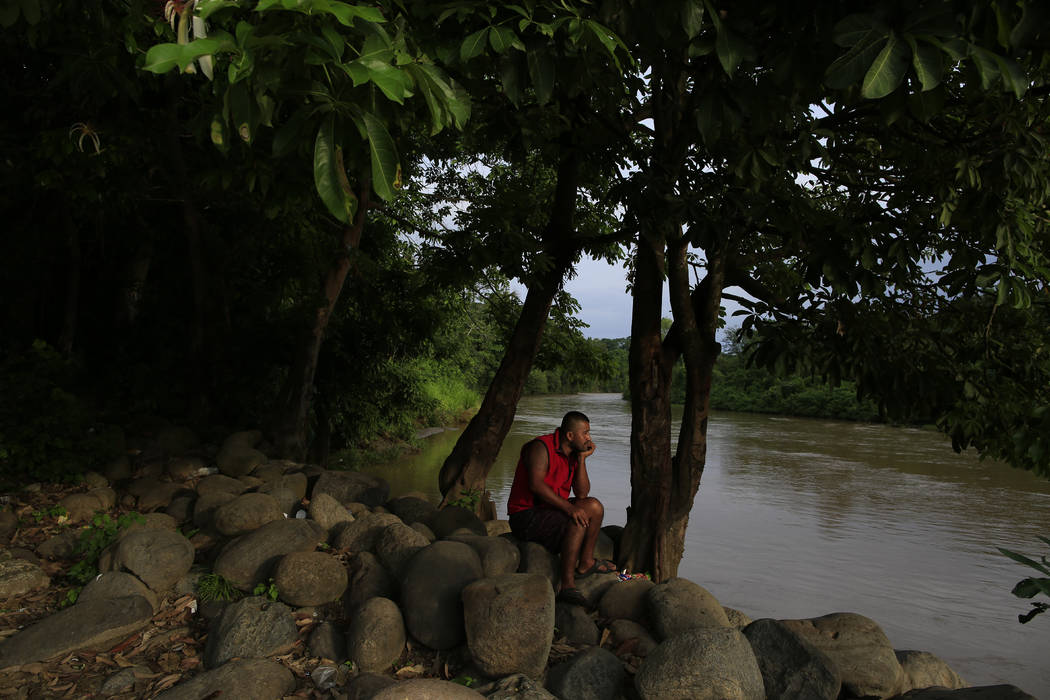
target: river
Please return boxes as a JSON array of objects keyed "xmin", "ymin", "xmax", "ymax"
[{"xmin": 363, "ymin": 392, "xmax": 1050, "ymax": 694}]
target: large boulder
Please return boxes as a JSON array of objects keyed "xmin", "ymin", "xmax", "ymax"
[
  {"xmin": 386, "ymin": 496, "xmax": 437, "ymax": 525},
  {"xmin": 462, "ymin": 573, "xmax": 555, "ymax": 680},
  {"xmin": 375, "ymin": 522, "xmax": 431, "ymax": 577},
  {"xmin": 103, "ymin": 528, "xmax": 194, "ymax": 593},
  {"xmin": 216, "ymin": 444, "xmax": 268, "ymax": 478},
  {"xmin": 896, "ymin": 650, "xmax": 967, "ymax": 692},
  {"xmin": 258, "ymin": 471, "xmax": 309, "ymax": 499},
  {"xmin": 77, "ymin": 571, "xmax": 160, "ymax": 613},
  {"xmin": 212, "ymin": 492, "xmax": 284, "ymax": 537},
  {"xmin": 646, "ymin": 577, "xmax": 730, "ymax": 639},
  {"xmin": 401, "ymin": 541, "xmax": 483, "ymax": 650},
  {"xmin": 606, "ymin": 619, "xmax": 658, "ymax": 657},
  {"xmin": 192, "ymin": 491, "xmax": 237, "ymax": 528},
  {"xmin": 309, "ymin": 621, "xmax": 347, "ymax": 663},
  {"xmin": 518, "ymin": 542, "xmax": 558, "ymax": 588},
  {"xmin": 427, "ymin": 505, "xmax": 486, "ymax": 538},
  {"xmin": 598, "ymin": 578, "xmax": 654, "ymax": 623},
  {"xmin": 58, "ymin": 492, "xmax": 106, "ymax": 522},
  {"xmin": 273, "ymin": 551, "xmax": 348, "ymax": 607},
  {"xmin": 781, "ymin": 613, "xmax": 905, "ymax": 699},
  {"xmin": 333, "ymin": 512, "xmax": 403, "ymax": 553},
  {"xmin": 371, "ymin": 679, "xmax": 485, "ymax": 699},
  {"xmin": 203, "ymin": 596, "xmax": 298, "ymax": 668},
  {"xmin": 313, "ymin": 470, "xmax": 390, "ymax": 508},
  {"xmin": 344, "ymin": 551, "xmax": 397, "ymax": 613},
  {"xmin": 155, "ymin": 658, "xmax": 295, "ymax": 700},
  {"xmin": 308, "ymin": 492, "xmax": 355, "ymax": 537},
  {"xmin": 447, "ymin": 534, "xmax": 521, "ymax": 577},
  {"xmin": 213, "ymin": 519, "xmax": 325, "ymax": 591},
  {"xmin": 196, "ymin": 474, "xmax": 250, "ymax": 497},
  {"xmin": 0, "ymin": 558, "xmax": 49, "ymax": 599},
  {"xmin": 742, "ymin": 618, "xmax": 840, "ymax": 700},
  {"xmin": 346, "ymin": 596, "xmax": 406, "ymax": 673},
  {"xmin": 0, "ymin": 595, "xmax": 153, "ymax": 670},
  {"xmin": 635, "ymin": 627, "xmax": 765, "ymax": 700},
  {"xmin": 135, "ymin": 482, "xmax": 189, "ymax": 513},
  {"xmin": 555, "ymin": 603, "xmax": 600, "ymax": 646},
  {"xmin": 546, "ymin": 647, "xmax": 625, "ymax": 700}
]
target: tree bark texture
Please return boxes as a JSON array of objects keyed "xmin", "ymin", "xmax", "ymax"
[
  {"xmin": 273, "ymin": 185, "xmax": 371, "ymax": 459},
  {"xmin": 437, "ymin": 155, "xmax": 581, "ymax": 509}
]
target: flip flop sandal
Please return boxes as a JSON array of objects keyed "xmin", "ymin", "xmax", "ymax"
[
  {"xmin": 556, "ymin": 587, "xmax": 590, "ymax": 607},
  {"xmin": 576, "ymin": 559, "xmax": 618, "ymax": 578}
]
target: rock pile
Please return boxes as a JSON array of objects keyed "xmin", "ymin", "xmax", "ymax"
[{"xmin": 0, "ymin": 425, "xmax": 1039, "ymax": 699}]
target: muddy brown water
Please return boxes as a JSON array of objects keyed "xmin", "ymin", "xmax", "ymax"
[{"xmin": 364, "ymin": 392, "xmax": 1050, "ymax": 694}]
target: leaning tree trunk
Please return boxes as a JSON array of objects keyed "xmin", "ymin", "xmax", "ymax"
[
  {"xmin": 273, "ymin": 184, "xmax": 371, "ymax": 459},
  {"xmin": 437, "ymin": 156, "xmax": 580, "ymax": 510}
]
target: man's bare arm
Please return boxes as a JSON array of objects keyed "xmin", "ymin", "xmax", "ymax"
[
  {"xmin": 573, "ymin": 440, "xmax": 595, "ymax": 499},
  {"xmin": 525, "ymin": 441, "xmax": 589, "ymax": 527}
]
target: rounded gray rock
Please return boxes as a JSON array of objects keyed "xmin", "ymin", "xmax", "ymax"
[
  {"xmin": 334, "ymin": 512, "xmax": 403, "ymax": 553},
  {"xmin": 273, "ymin": 550, "xmax": 348, "ymax": 607},
  {"xmin": 781, "ymin": 612, "xmax": 905, "ymax": 699},
  {"xmin": 77, "ymin": 571, "xmax": 160, "ymax": 613},
  {"xmin": 427, "ymin": 505, "xmax": 486, "ymax": 538},
  {"xmin": 896, "ymin": 650, "xmax": 967, "ymax": 692},
  {"xmin": 344, "ymin": 551, "xmax": 397, "ymax": 613},
  {"xmin": 547, "ymin": 646, "xmax": 625, "ymax": 700},
  {"xmin": 313, "ymin": 470, "xmax": 390, "ymax": 508},
  {"xmin": 636, "ymin": 627, "xmax": 765, "ymax": 700},
  {"xmin": 309, "ymin": 621, "xmax": 347, "ymax": 663},
  {"xmin": 371, "ymin": 679, "xmax": 485, "ymax": 699},
  {"xmin": 462, "ymin": 573, "xmax": 555, "ymax": 680},
  {"xmin": 598, "ymin": 578, "xmax": 654, "ymax": 623},
  {"xmin": 447, "ymin": 534, "xmax": 520, "ymax": 578},
  {"xmin": 401, "ymin": 541, "xmax": 483, "ymax": 650},
  {"xmin": 105, "ymin": 528, "xmax": 194, "ymax": 593},
  {"xmin": 216, "ymin": 444, "xmax": 268, "ymax": 478},
  {"xmin": 646, "ymin": 577, "xmax": 730, "ymax": 640},
  {"xmin": 213, "ymin": 518, "xmax": 324, "ymax": 591},
  {"xmin": 193, "ymin": 490, "xmax": 237, "ymax": 528},
  {"xmin": 0, "ymin": 559, "xmax": 49, "ymax": 599},
  {"xmin": 347, "ymin": 596, "xmax": 406, "ymax": 672},
  {"xmin": 375, "ymin": 522, "xmax": 430, "ymax": 577},
  {"xmin": 204, "ymin": 596, "xmax": 298, "ymax": 668},
  {"xmin": 386, "ymin": 496, "xmax": 437, "ymax": 525},
  {"xmin": 555, "ymin": 603, "xmax": 599, "ymax": 646},
  {"xmin": 155, "ymin": 658, "xmax": 294, "ymax": 700},
  {"xmin": 212, "ymin": 492, "xmax": 284, "ymax": 536},
  {"xmin": 742, "ymin": 618, "xmax": 840, "ymax": 700},
  {"xmin": 309, "ymin": 492, "xmax": 355, "ymax": 537},
  {"xmin": 197, "ymin": 474, "xmax": 250, "ymax": 497},
  {"xmin": 607, "ymin": 618, "xmax": 658, "ymax": 657}
]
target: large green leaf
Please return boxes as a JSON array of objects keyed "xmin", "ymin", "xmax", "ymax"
[
  {"xmin": 861, "ymin": 33, "xmax": 909, "ymax": 98},
  {"xmin": 488, "ymin": 25, "xmax": 520, "ymax": 53},
  {"xmin": 313, "ymin": 117, "xmax": 357, "ymax": 223},
  {"xmin": 715, "ymin": 26, "xmax": 748, "ymax": 77},
  {"xmin": 362, "ymin": 111, "xmax": 399, "ymax": 202},
  {"xmin": 406, "ymin": 63, "xmax": 466, "ymax": 133},
  {"xmin": 909, "ymin": 38, "xmax": 943, "ymax": 92},
  {"xmin": 825, "ymin": 32, "xmax": 885, "ymax": 89},
  {"xmin": 359, "ymin": 59, "xmax": 413, "ymax": 104},
  {"xmin": 832, "ymin": 14, "xmax": 886, "ymax": 48},
  {"xmin": 460, "ymin": 27, "xmax": 489, "ymax": 62},
  {"xmin": 682, "ymin": 0, "xmax": 705, "ymax": 40},
  {"xmin": 320, "ymin": 1, "xmax": 385, "ymax": 28},
  {"xmin": 994, "ymin": 54, "xmax": 1028, "ymax": 99}
]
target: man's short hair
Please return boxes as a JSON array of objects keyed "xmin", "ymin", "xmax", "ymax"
[{"xmin": 561, "ymin": 411, "xmax": 589, "ymax": 434}]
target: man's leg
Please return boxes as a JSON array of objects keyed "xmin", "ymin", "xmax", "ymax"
[{"xmin": 559, "ymin": 497, "xmax": 605, "ymax": 591}]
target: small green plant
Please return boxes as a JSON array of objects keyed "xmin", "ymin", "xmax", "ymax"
[
  {"xmin": 59, "ymin": 588, "xmax": 80, "ymax": 608},
  {"xmin": 451, "ymin": 675, "xmax": 476, "ymax": 688},
  {"xmin": 66, "ymin": 511, "xmax": 145, "ymax": 585},
  {"xmin": 252, "ymin": 578, "xmax": 279, "ymax": 601},
  {"xmin": 447, "ymin": 487, "xmax": 482, "ymax": 512},
  {"xmin": 31, "ymin": 505, "xmax": 68, "ymax": 523},
  {"xmin": 999, "ymin": 536, "xmax": 1050, "ymax": 624},
  {"xmin": 197, "ymin": 573, "xmax": 238, "ymax": 603}
]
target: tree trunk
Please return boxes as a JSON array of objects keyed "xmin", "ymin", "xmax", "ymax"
[
  {"xmin": 437, "ymin": 155, "xmax": 581, "ymax": 509},
  {"xmin": 619, "ymin": 225, "xmax": 676, "ymax": 579},
  {"xmin": 273, "ymin": 185, "xmax": 371, "ymax": 459}
]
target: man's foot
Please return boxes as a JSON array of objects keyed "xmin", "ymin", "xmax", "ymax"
[
  {"xmin": 556, "ymin": 587, "xmax": 590, "ymax": 607},
  {"xmin": 575, "ymin": 559, "xmax": 617, "ymax": 578}
]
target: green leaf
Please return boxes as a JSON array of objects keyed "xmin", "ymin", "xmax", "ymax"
[
  {"xmin": 527, "ymin": 45, "xmax": 555, "ymax": 104},
  {"xmin": 197, "ymin": 0, "xmax": 235, "ymax": 21},
  {"xmin": 825, "ymin": 33, "xmax": 885, "ymax": 90},
  {"xmin": 1011, "ymin": 577, "xmax": 1050, "ymax": 598},
  {"xmin": 715, "ymin": 26, "xmax": 748, "ymax": 77},
  {"xmin": 993, "ymin": 54, "xmax": 1028, "ymax": 99},
  {"xmin": 362, "ymin": 111, "xmax": 399, "ymax": 202},
  {"xmin": 406, "ymin": 63, "xmax": 455, "ymax": 133},
  {"xmin": 861, "ymin": 33, "xmax": 909, "ymax": 99},
  {"xmin": 583, "ymin": 20, "xmax": 628, "ymax": 67},
  {"xmin": 832, "ymin": 14, "xmax": 886, "ymax": 48},
  {"xmin": 489, "ymin": 25, "xmax": 519, "ymax": 53},
  {"xmin": 461, "ymin": 27, "xmax": 489, "ymax": 62},
  {"xmin": 319, "ymin": 2, "xmax": 385, "ymax": 28},
  {"xmin": 143, "ymin": 43, "xmax": 184, "ymax": 74},
  {"xmin": 909, "ymin": 38, "xmax": 943, "ymax": 91},
  {"xmin": 360, "ymin": 59, "xmax": 413, "ymax": 104},
  {"xmin": 682, "ymin": 0, "xmax": 704, "ymax": 40},
  {"xmin": 342, "ymin": 61, "xmax": 370, "ymax": 86},
  {"xmin": 313, "ymin": 117, "xmax": 356, "ymax": 223},
  {"xmin": 228, "ymin": 82, "xmax": 254, "ymax": 142},
  {"xmin": 499, "ymin": 56, "xmax": 522, "ymax": 107},
  {"xmin": 970, "ymin": 47, "xmax": 999, "ymax": 90}
]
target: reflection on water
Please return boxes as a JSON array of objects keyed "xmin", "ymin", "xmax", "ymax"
[{"xmin": 366, "ymin": 393, "xmax": 1050, "ymax": 694}]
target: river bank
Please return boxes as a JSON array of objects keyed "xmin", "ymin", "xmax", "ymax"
[{"xmin": 0, "ymin": 424, "xmax": 1040, "ymax": 699}]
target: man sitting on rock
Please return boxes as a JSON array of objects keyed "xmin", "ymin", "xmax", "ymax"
[{"xmin": 507, "ymin": 410, "xmax": 616, "ymax": 606}]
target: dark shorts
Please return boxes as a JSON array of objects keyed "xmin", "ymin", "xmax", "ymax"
[{"xmin": 509, "ymin": 503, "xmax": 574, "ymax": 552}]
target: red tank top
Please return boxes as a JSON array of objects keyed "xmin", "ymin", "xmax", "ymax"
[{"xmin": 507, "ymin": 430, "xmax": 577, "ymax": 514}]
